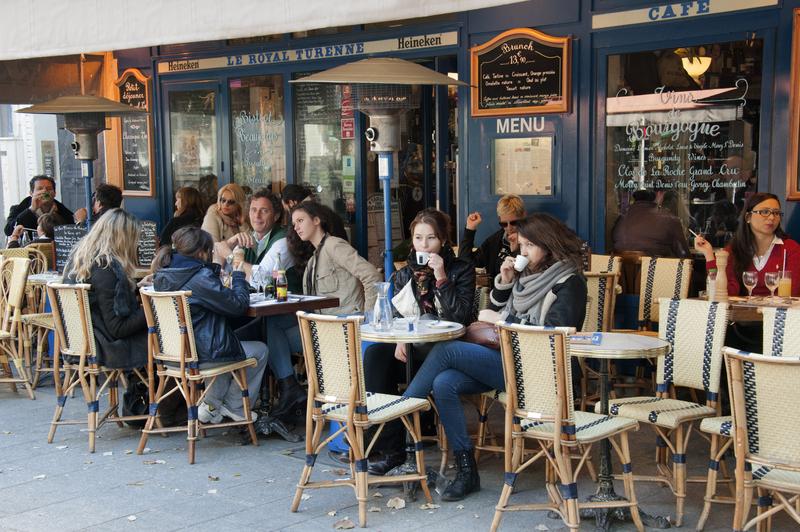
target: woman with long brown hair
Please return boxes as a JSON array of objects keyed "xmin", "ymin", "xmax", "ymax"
[
  {"xmin": 160, "ymin": 186, "xmax": 205, "ymax": 246},
  {"xmin": 201, "ymin": 183, "xmax": 250, "ymax": 242},
  {"xmin": 403, "ymin": 213, "xmax": 587, "ymax": 501}
]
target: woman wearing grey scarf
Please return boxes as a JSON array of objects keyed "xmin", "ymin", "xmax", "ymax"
[{"xmin": 403, "ymin": 213, "xmax": 587, "ymax": 502}]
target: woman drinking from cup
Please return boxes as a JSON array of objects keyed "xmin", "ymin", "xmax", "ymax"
[
  {"xmin": 695, "ymin": 192, "xmax": 800, "ymax": 298},
  {"xmin": 402, "ymin": 213, "xmax": 587, "ymax": 501},
  {"xmin": 265, "ymin": 202, "xmax": 381, "ymax": 421},
  {"xmin": 362, "ymin": 208, "xmax": 475, "ymax": 476}
]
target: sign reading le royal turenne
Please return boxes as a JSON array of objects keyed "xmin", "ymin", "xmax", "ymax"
[{"xmin": 471, "ymin": 28, "xmax": 571, "ymax": 117}]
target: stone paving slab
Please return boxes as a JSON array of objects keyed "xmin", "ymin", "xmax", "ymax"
[{"xmin": 0, "ymin": 384, "xmax": 793, "ymax": 531}]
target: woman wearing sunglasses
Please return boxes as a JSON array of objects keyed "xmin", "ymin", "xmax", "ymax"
[
  {"xmin": 695, "ymin": 192, "xmax": 800, "ymax": 297},
  {"xmin": 202, "ymin": 183, "xmax": 251, "ymax": 242}
]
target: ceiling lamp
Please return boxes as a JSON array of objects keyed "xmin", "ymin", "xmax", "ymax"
[{"xmin": 681, "ymin": 50, "xmax": 711, "ymax": 83}]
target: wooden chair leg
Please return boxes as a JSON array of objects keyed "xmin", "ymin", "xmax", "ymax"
[
  {"xmin": 187, "ymin": 380, "xmax": 198, "ymax": 464},
  {"xmin": 615, "ymin": 433, "xmax": 644, "ymax": 531},
  {"xmin": 238, "ymin": 368, "xmax": 259, "ymax": 446},
  {"xmin": 697, "ymin": 433, "xmax": 730, "ymax": 531},
  {"xmin": 475, "ymin": 395, "xmax": 491, "ymax": 460},
  {"xmin": 673, "ymin": 424, "xmax": 687, "ymax": 527},
  {"xmin": 411, "ymin": 412, "xmax": 433, "ymax": 504},
  {"xmin": 291, "ymin": 411, "xmax": 325, "ymax": 513}
]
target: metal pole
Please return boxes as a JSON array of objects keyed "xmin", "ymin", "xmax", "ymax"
[
  {"xmin": 378, "ymin": 151, "xmax": 393, "ymax": 282},
  {"xmin": 82, "ymin": 159, "xmax": 94, "ymax": 227}
]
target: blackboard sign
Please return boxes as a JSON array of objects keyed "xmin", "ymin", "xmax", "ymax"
[
  {"xmin": 137, "ymin": 220, "xmax": 158, "ymax": 268},
  {"xmin": 115, "ymin": 69, "xmax": 154, "ymax": 197},
  {"xmin": 53, "ymin": 224, "xmax": 87, "ymax": 273},
  {"xmin": 471, "ymin": 28, "xmax": 571, "ymax": 116}
]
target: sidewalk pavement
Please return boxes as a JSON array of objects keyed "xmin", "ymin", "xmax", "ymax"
[{"xmin": 0, "ymin": 382, "xmax": 783, "ymax": 531}]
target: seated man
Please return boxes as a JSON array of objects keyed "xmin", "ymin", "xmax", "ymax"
[
  {"xmin": 74, "ymin": 183, "xmax": 123, "ymax": 224},
  {"xmin": 612, "ymin": 189, "xmax": 689, "ymax": 258},
  {"xmin": 458, "ymin": 194, "xmax": 526, "ymax": 280},
  {"xmin": 214, "ymin": 189, "xmax": 294, "ymax": 286},
  {"xmin": 4, "ymin": 175, "xmax": 74, "ymax": 236}
]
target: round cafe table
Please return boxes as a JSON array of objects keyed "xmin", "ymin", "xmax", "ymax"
[{"xmin": 570, "ymin": 332, "xmax": 671, "ymax": 530}]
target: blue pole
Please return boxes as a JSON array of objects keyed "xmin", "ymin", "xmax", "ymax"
[
  {"xmin": 378, "ymin": 151, "xmax": 393, "ymax": 282},
  {"xmin": 82, "ymin": 159, "xmax": 94, "ymax": 227}
]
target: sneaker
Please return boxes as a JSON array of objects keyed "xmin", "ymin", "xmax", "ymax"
[
  {"xmin": 219, "ymin": 403, "xmax": 258, "ymax": 422},
  {"xmin": 198, "ymin": 402, "xmax": 222, "ymax": 424}
]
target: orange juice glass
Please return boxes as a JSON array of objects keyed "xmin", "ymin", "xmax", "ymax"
[{"xmin": 778, "ymin": 271, "xmax": 792, "ymax": 298}]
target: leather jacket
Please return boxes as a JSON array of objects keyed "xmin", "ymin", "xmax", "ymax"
[
  {"xmin": 394, "ymin": 246, "xmax": 475, "ymax": 326},
  {"xmin": 153, "ymin": 254, "xmax": 249, "ymax": 363}
]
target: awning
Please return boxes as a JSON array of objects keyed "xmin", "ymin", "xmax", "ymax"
[{"xmin": 0, "ymin": 0, "xmax": 526, "ymax": 61}]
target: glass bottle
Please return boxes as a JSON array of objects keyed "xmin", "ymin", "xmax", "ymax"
[
  {"xmin": 275, "ymin": 270, "xmax": 288, "ymax": 302},
  {"xmin": 372, "ymin": 282, "xmax": 393, "ymax": 332}
]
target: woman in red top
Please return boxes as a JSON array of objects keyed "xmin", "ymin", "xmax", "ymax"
[{"xmin": 695, "ymin": 192, "xmax": 800, "ymax": 297}]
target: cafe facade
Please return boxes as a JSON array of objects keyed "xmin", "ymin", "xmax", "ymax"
[{"xmin": 26, "ymin": 0, "xmax": 800, "ymax": 263}]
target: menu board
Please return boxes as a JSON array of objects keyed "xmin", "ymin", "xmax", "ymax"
[
  {"xmin": 53, "ymin": 224, "xmax": 87, "ymax": 273},
  {"xmin": 137, "ymin": 220, "xmax": 158, "ymax": 267},
  {"xmin": 471, "ymin": 28, "xmax": 571, "ymax": 116},
  {"xmin": 115, "ymin": 69, "xmax": 154, "ymax": 196}
]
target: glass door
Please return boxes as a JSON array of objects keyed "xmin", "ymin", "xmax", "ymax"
[{"xmin": 163, "ymin": 81, "xmax": 224, "ymax": 212}]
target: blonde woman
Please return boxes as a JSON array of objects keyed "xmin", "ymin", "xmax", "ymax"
[
  {"xmin": 202, "ymin": 183, "xmax": 251, "ymax": 242},
  {"xmin": 63, "ymin": 208, "xmax": 147, "ymax": 370}
]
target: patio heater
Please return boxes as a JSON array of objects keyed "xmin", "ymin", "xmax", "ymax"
[
  {"xmin": 17, "ymin": 95, "xmax": 147, "ymax": 226},
  {"xmin": 292, "ymin": 58, "xmax": 466, "ymax": 280}
]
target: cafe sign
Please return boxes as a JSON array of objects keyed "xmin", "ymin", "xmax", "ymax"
[{"xmin": 471, "ymin": 28, "xmax": 571, "ymax": 117}]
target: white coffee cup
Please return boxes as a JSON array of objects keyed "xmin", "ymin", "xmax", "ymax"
[
  {"xmin": 514, "ymin": 255, "xmax": 530, "ymax": 272},
  {"xmin": 416, "ymin": 251, "xmax": 430, "ymax": 266}
]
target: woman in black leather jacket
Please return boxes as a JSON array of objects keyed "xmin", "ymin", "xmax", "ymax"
[
  {"xmin": 152, "ymin": 226, "xmax": 268, "ymax": 424},
  {"xmin": 362, "ymin": 208, "xmax": 475, "ymax": 475}
]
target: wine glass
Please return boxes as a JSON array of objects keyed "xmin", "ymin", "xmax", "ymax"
[
  {"xmin": 765, "ymin": 271, "xmax": 780, "ymax": 303},
  {"xmin": 742, "ymin": 271, "xmax": 758, "ymax": 300},
  {"xmin": 251, "ymin": 268, "xmax": 264, "ymax": 300}
]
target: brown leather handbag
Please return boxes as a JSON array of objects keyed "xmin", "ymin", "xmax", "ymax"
[{"xmin": 463, "ymin": 321, "xmax": 500, "ymax": 350}]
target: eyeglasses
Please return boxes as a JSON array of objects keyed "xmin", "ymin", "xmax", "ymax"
[
  {"xmin": 751, "ymin": 209, "xmax": 783, "ymax": 218},
  {"xmin": 219, "ymin": 198, "xmax": 237, "ymax": 206},
  {"xmin": 498, "ymin": 220, "xmax": 520, "ymax": 229}
]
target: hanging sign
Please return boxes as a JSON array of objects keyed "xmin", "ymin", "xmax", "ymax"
[
  {"xmin": 115, "ymin": 68, "xmax": 154, "ymax": 197},
  {"xmin": 471, "ymin": 28, "xmax": 571, "ymax": 117}
]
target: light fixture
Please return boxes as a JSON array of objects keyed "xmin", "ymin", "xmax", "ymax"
[{"xmin": 682, "ymin": 56, "xmax": 712, "ymax": 81}]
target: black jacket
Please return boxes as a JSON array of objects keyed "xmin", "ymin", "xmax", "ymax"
[
  {"xmin": 159, "ymin": 211, "xmax": 204, "ymax": 246},
  {"xmin": 490, "ymin": 274, "xmax": 587, "ymax": 330},
  {"xmin": 458, "ymin": 227, "xmax": 513, "ymax": 280},
  {"xmin": 394, "ymin": 247, "xmax": 475, "ymax": 326},
  {"xmin": 65, "ymin": 260, "xmax": 148, "ymax": 369},
  {"xmin": 153, "ymin": 254, "xmax": 249, "ymax": 364},
  {"xmin": 5, "ymin": 196, "xmax": 74, "ymax": 236}
]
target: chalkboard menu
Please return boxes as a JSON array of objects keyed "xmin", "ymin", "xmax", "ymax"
[
  {"xmin": 115, "ymin": 69, "xmax": 154, "ymax": 196},
  {"xmin": 53, "ymin": 224, "xmax": 87, "ymax": 273},
  {"xmin": 137, "ymin": 220, "xmax": 158, "ymax": 268},
  {"xmin": 471, "ymin": 28, "xmax": 571, "ymax": 116}
]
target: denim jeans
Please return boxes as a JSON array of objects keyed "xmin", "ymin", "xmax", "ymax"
[
  {"xmin": 203, "ymin": 340, "xmax": 269, "ymax": 417},
  {"xmin": 265, "ymin": 313, "xmax": 301, "ymax": 379},
  {"xmin": 404, "ymin": 340, "xmax": 505, "ymax": 452}
]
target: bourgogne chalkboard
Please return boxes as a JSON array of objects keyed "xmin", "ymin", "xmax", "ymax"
[
  {"xmin": 115, "ymin": 69, "xmax": 154, "ymax": 196},
  {"xmin": 53, "ymin": 224, "xmax": 87, "ymax": 273},
  {"xmin": 471, "ymin": 28, "xmax": 571, "ymax": 117}
]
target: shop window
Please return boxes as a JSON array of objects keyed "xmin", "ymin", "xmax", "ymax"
[
  {"xmin": 605, "ymin": 39, "xmax": 763, "ymax": 251},
  {"xmin": 229, "ymin": 75, "xmax": 286, "ymax": 194},
  {"xmin": 292, "ymin": 74, "xmax": 356, "ymax": 240}
]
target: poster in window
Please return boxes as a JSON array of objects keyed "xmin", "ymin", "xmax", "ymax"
[
  {"xmin": 493, "ymin": 136, "xmax": 554, "ymax": 196},
  {"xmin": 115, "ymin": 68, "xmax": 154, "ymax": 197},
  {"xmin": 471, "ymin": 28, "xmax": 571, "ymax": 117}
]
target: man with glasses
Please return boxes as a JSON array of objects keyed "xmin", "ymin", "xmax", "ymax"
[
  {"xmin": 458, "ymin": 194, "xmax": 526, "ymax": 280},
  {"xmin": 4, "ymin": 175, "xmax": 74, "ymax": 236}
]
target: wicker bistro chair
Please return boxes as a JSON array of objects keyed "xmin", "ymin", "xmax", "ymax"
[
  {"xmin": 46, "ymin": 283, "xmax": 149, "ymax": 452},
  {"xmin": 599, "ymin": 298, "xmax": 729, "ymax": 527},
  {"xmin": 579, "ymin": 271, "xmax": 620, "ymax": 411},
  {"xmin": 137, "ymin": 288, "xmax": 258, "ymax": 464},
  {"xmin": 725, "ymin": 348, "xmax": 800, "ymax": 531},
  {"xmin": 589, "ymin": 253, "xmax": 622, "ymax": 277},
  {"xmin": 0, "ymin": 257, "xmax": 35, "ymax": 399},
  {"xmin": 490, "ymin": 324, "xmax": 643, "ymax": 532},
  {"xmin": 292, "ymin": 312, "xmax": 433, "ymax": 528},
  {"xmin": 695, "ymin": 306, "xmax": 800, "ymax": 530}
]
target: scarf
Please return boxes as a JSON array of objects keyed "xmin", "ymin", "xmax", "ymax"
[
  {"xmin": 216, "ymin": 206, "xmax": 242, "ymax": 231},
  {"xmin": 505, "ymin": 260, "xmax": 576, "ymax": 325},
  {"xmin": 406, "ymin": 246, "xmax": 455, "ymax": 315}
]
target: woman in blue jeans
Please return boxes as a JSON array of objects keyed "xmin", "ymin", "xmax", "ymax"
[{"xmin": 404, "ymin": 213, "xmax": 588, "ymax": 501}]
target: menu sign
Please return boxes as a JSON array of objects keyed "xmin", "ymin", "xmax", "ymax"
[
  {"xmin": 53, "ymin": 224, "xmax": 87, "ymax": 273},
  {"xmin": 137, "ymin": 220, "xmax": 158, "ymax": 267},
  {"xmin": 115, "ymin": 69, "xmax": 154, "ymax": 197},
  {"xmin": 471, "ymin": 28, "xmax": 571, "ymax": 117}
]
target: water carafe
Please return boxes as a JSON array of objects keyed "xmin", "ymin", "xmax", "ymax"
[{"xmin": 372, "ymin": 282, "xmax": 393, "ymax": 331}]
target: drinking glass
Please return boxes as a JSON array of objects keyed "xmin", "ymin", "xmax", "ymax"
[
  {"xmin": 779, "ymin": 271, "xmax": 793, "ymax": 300},
  {"xmin": 742, "ymin": 271, "xmax": 758, "ymax": 300},
  {"xmin": 251, "ymin": 268, "xmax": 264, "ymax": 301},
  {"xmin": 765, "ymin": 271, "xmax": 780, "ymax": 302}
]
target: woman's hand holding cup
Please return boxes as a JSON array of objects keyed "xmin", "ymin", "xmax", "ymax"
[
  {"xmin": 427, "ymin": 252, "xmax": 446, "ymax": 281},
  {"xmin": 499, "ymin": 255, "xmax": 516, "ymax": 284}
]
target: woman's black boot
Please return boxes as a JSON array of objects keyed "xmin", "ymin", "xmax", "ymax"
[
  {"xmin": 442, "ymin": 450, "xmax": 481, "ymax": 501},
  {"xmin": 271, "ymin": 375, "xmax": 306, "ymax": 421}
]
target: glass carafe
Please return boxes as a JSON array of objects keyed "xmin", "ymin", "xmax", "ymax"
[{"xmin": 372, "ymin": 282, "xmax": 393, "ymax": 331}]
